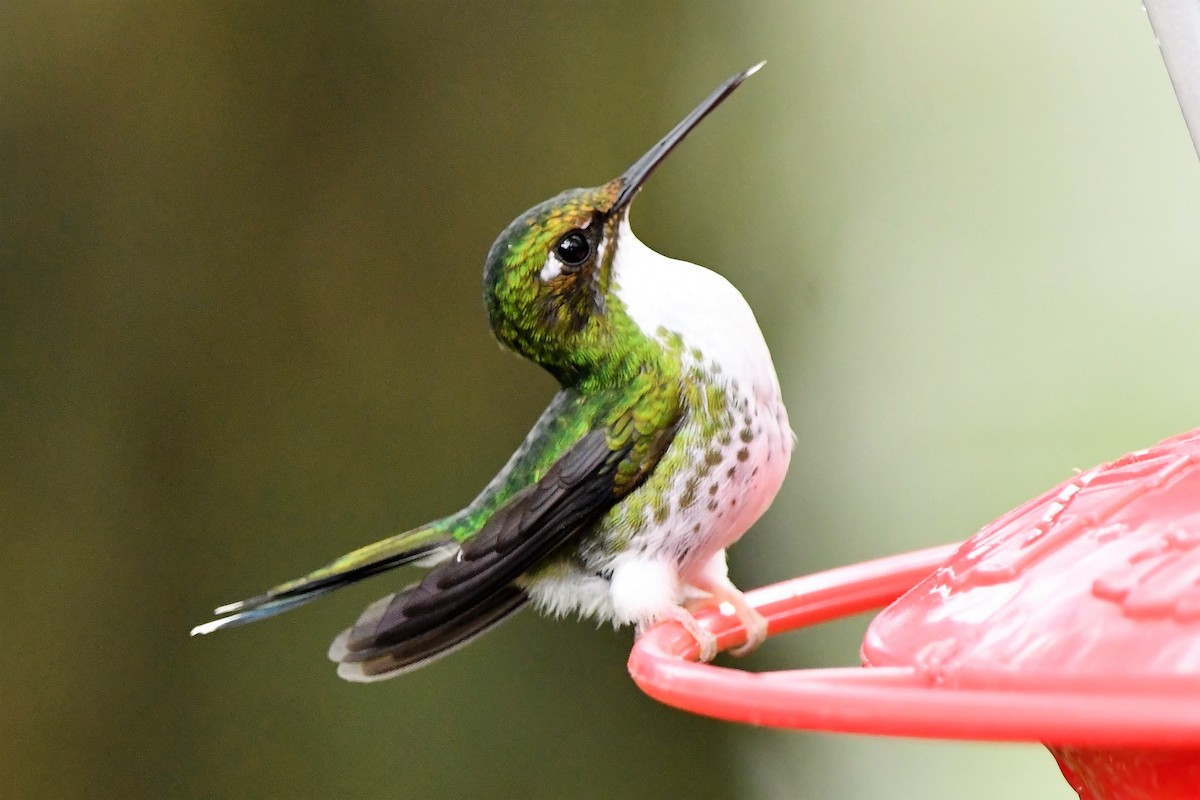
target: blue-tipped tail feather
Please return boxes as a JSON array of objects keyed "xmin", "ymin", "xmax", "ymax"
[{"xmin": 191, "ymin": 523, "xmax": 455, "ymax": 636}]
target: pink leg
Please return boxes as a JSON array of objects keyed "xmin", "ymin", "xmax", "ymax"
[{"xmin": 688, "ymin": 552, "xmax": 769, "ymax": 658}]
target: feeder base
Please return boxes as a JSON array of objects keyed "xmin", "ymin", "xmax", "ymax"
[{"xmin": 1050, "ymin": 745, "xmax": 1200, "ymax": 800}]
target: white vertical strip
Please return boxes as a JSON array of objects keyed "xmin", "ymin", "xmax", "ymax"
[{"xmin": 1144, "ymin": 0, "xmax": 1200, "ymax": 162}]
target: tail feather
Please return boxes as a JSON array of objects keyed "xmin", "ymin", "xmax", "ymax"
[
  {"xmin": 191, "ymin": 523, "xmax": 456, "ymax": 636},
  {"xmin": 330, "ymin": 585, "xmax": 529, "ymax": 682}
]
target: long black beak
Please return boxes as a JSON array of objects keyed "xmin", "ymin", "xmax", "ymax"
[{"xmin": 610, "ymin": 61, "xmax": 764, "ymax": 215}]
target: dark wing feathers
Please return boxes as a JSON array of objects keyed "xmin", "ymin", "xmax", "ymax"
[
  {"xmin": 330, "ymin": 586, "xmax": 529, "ymax": 681},
  {"xmin": 330, "ymin": 429, "xmax": 627, "ymax": 678}
]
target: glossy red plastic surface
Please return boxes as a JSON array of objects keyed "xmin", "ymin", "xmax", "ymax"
[
  {"xmin": 628, "ymin": 428, "xmax": 1200, "ymax": 800},
  {"xmin": 864, "ymin": 427, "xmax": 1200, "ymax": 696}
]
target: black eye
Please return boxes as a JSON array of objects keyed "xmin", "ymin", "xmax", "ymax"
[{"xmin": 555, "ymin": 231, "xmax": 591, "ymax": 266}]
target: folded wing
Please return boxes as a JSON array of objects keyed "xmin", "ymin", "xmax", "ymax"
[{"xmin": 330, "ymin": 428, "xmax": 630, "ymax": 680}]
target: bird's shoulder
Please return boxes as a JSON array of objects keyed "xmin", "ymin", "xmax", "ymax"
[{"xmin": 452, "ymin": 376, "xmax": 684, "ymax": 541}]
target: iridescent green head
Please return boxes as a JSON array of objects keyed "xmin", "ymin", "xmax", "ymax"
[{"xmin": 482, "ymin": 63, "xmax": 763, "ymax": 388}]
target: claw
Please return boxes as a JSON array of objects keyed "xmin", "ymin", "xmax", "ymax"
[
  {"xmin": 649, "ymin": 606, "xmax": 720, "ymax": 662},
  {"xmin": 727, "ymin": 603, "xmax": 768, "ymax": 658},
  {"xmin": 695, "ymin": 577, "xmax": 769, "ymax": 658}
]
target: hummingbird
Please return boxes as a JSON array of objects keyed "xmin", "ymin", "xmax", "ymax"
[{"xmin": 192, "ymin": 62, "xmax": 792, "ymax": 681}]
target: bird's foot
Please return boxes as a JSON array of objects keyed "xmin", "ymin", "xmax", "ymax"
[
  {"xmin": 727, "ymin": 601, "xmax": 768, "ymax": 658},
  {"xmin": 651, "ymin": 605, "xmax": 719, "ymax": 662},
  {"xmin": 686, "ymin": 585, "xmax": 768, "ymax": 658}
]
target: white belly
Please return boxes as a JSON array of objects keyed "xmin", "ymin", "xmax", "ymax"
[{"xmin": 615, "ymin": 216, "xmax": 792, "ymax": 565}]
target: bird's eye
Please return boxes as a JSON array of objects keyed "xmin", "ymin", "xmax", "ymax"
[{"xmin": 554, "ymin": 231, "xmax": 591, "ymax": 267}]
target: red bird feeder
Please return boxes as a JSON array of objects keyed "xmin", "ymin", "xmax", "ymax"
[{"xmin": 629, "ymin": 428, "xmax": 1200, "ymax": 799}]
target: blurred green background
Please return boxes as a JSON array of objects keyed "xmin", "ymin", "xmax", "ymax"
[{"xmin": 3, "ymin": 2, "xmax": 1198, "ymax": 799}]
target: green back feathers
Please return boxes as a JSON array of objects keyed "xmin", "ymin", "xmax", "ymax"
[{"xmin": 446, "ymin": 372, "xmax": 683, "ymax": 542}]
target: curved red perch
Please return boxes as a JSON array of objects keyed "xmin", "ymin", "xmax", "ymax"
[{"xmin": 629, "ymin": 428, "xmax": 1200, "ymax": 799}]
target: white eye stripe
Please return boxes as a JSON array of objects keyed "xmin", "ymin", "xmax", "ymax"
[
  {"xmin": 540, "ymin": 253, "xmax": 565, "ymax": 282},
  {"xmin": 594, "ymin": 237, "xmax": 607, "ymax": 269}
]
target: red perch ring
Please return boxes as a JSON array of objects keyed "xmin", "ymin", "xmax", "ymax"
[{"xmin": 628, "ymin": 428, "xmax": 1200, "ymax": 800}]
